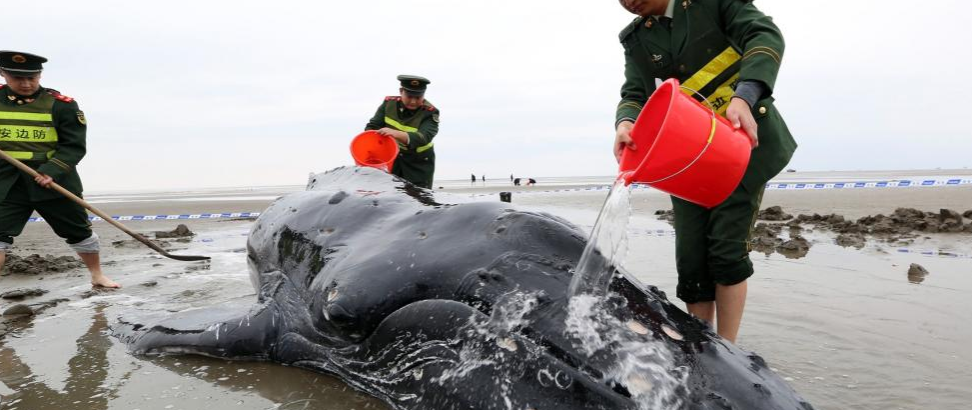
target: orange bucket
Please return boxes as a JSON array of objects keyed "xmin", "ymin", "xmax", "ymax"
[
  {"xmin": 619, "ymin": 79, "xmax": 752, "ymax": 208},
  {"xmin": 350, "ymin": 131, "xmax": 400, "ymax": 173}
]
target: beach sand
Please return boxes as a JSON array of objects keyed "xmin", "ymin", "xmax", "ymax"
[{"xmin": 2, "ymin": 171, "xmax": 971, "ymax": 410}]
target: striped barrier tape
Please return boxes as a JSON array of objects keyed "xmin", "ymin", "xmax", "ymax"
[
  {"xmin": 28, "ymin": 212, "xmax": 260, "ymax": 223},
  {"xmin": 24, "ymin": 177, "xmax": 972, "ymax": 222},
  {"xmin": 26, "ymin": 211, "xmax": 969, "ymax": 259},
  {"xmin": 765, "ymin": 178, "xmax": 972, "ymax": 190},
  {"xmin": 892, "ymin": 247, "xmax": 972, "ymax": 259},
  {"xmin": 470, "ymin": 177, "xmax": 972, "ymax": 197}
]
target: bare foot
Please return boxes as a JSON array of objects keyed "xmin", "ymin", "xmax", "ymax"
[{"xmin": 91, "ymin": 275, "xmax": 121, "ymax": 289}]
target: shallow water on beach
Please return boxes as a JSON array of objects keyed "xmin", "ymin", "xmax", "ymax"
[
  {"xmin": 0, "ymin": 224, "xmax": 388, "ymax": 410},
  {"xmin": 2, "ymin": 181, "xmax": 972, "ymax": 409}
]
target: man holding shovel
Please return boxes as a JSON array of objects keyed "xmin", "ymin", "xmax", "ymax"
[
  {"xmin": 0, "ymin": 50, "xmax": 119, "ymax": 288},
  {"xmin": 612, "ymin": 0, "xmax": 796, "ymax": 342}
]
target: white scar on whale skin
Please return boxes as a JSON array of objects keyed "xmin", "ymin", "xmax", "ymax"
[
  {"xmin": 496, "ymin": 337, "xmax": 518, "ymax": 352},
  {"xmin": 627, "ymin": 320, "xmax": 649, "ymax": 335},
  {"xmin": 661, "ymin": 325, "xmax": 683, "ymax": 341}
]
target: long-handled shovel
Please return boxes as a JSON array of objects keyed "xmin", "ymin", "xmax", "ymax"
[{"xmin": 0, "ymin": 149, "xmax": 210, "ymax": 261}]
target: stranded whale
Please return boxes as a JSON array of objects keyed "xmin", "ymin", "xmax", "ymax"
[{"xmin": 113, "ymin": 166, "xmax": 813, "ymax": 410}]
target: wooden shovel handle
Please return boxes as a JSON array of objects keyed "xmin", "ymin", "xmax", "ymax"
[{"xmin": 0, "ymin": 149, "xmax": 209, "ymax": 261}]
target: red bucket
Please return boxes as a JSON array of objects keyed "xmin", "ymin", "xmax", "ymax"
[
  {"xmin": 619, "ymin": 79, "xmax": 752, "ymax": 208},
  {"xmin": 350, "ymin": 131, "xmax": 399, "ymax": 173}
]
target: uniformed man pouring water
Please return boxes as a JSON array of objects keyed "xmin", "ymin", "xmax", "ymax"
[
  {"xmin": 364, "ymin": 75, "xmax": 440, "ymax": 189},
  {"xmin": 612, "ymin": 0, "xmax": 796, "ymax": 342}
]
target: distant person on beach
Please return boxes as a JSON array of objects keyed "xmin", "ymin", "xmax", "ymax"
[
  {"xmin": 365, "ymin": 75, "xmax": 440, "ymax": 188},
  {"xmin": 482, "ymin": 175, "xmax": 485, "ymax": 183},
  {"xmin": 0, "ymin": 51, "xmax": 119, "ymax": 288},
  {"xmin": 613, "ymin": 0, "xmax": 796, "ymax": 342},
  {"xmin": 471, "ymin": 173, "xmax": 476, "ymax": 183}
]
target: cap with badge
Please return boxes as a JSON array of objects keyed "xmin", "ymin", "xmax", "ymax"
[
  {"xmin": 397, "ymin": 75, "xmax": 431, "ymax": 96},
  {"xmin": 0, "ymin": 51, "xmax": 47, "ymax": 77}
]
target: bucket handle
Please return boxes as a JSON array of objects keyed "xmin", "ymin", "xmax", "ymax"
[{"xmin": 638, "ymin": 85, "xmax": 718, "ymax": 185}]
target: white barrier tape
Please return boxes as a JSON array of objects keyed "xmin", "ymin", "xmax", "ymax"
[
  {"xmin": 892, "ymin": 247, "xmax": 972, "ymax": 259},
  {"xmin": 765, "ymin": 178, "xmax": 972, "ymax": 190},
  {"xmin": 469, "ymin": 177, "xmax": 972, "ymax": 198},
  {"xmin": 28, "ymin": 212, "xmax": 261, "ymax": 223}
]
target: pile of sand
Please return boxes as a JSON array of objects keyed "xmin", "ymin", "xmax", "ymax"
[{"xmin": 0, "ymin": 254, "xmax": 84, "ymax": 276}]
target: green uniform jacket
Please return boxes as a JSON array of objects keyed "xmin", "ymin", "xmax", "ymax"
[
  {"xmin": 616, "ymin": 0, "xmax": 796, "ymax": 191},
  {"xmin": 0, "ymin": 85, "xmax": 86, "ymax": 201},
  {"xmin": 365, "ymin": 97, "xmax": 440, "ymax": 188}
]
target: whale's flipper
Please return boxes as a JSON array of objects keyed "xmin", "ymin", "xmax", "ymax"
[
  {"xmin": 112, "ymin": 271, "xmax": 319, "ymax": 361},
  {"xmin": 112, "ymin": 300, "xmax": 280, "ymax": 360}
]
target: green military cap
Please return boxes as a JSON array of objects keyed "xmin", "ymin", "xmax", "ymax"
[
  {"xmin": 0, "ymin": 51, "xmax": 47, "ymax": 77},
  {"xmin": 397, "ymin": 75, "xmax": 431, "ymax": 96}
]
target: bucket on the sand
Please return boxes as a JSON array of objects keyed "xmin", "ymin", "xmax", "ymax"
[
  {"xmin": 619, "ymin": 78, "xmax": 752, "ymax": 208},
  {"xmin": 351, "ymin": 131, "xmax": 399, "ymax": 173}
]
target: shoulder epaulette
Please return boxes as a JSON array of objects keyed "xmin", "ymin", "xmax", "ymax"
[
  {"xmin": 619, "ymin": 17, "xmax": 643, "ymax": 42},
  {"xmin": 0, "ymin": 85, "xmax": 5, "ymax": 90},
  {"xmin": 384, "ymin": 96, "xmax": 402, "ymax": 102},
  {"xmin": 46, "ymin": 89, "xmax": 75, "ymax": 103},
  {"xmin": 423, "ymin": 103, "xmax": 436, "ymax": 112}
]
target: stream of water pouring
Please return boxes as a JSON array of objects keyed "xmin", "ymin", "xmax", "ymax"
[
  {"xmin": 565, "ymin": 178, "xmax": 687, "ymax": 410},
  {"xmin": 567, "ymin": 179, "xmax": 633, "ymax": 297}
]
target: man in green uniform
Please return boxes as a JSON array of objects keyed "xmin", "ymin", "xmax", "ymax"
[
  {"xmin": 364, "ymin": 75, "xmax": 440, "ymax": 188},
  {"xmin": 612, "ymin": 0, "xmax": 796, "ymax": 342},
  {"xmin": 0, "ymin": 51, "xmax": 119, "ymax": 288}
]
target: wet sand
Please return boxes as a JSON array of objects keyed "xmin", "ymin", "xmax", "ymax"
[{"xmin": 2, "ymin": 171, "xmax": 972, "ymax": 410}]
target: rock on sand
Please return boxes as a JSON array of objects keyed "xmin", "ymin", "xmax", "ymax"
[
  {"xmin": 907, "ymin": 263, "xmax": 930, "ymax": 284},
  {"xmin": 1, "ymin": 288, "xmax": 49, "ymax": 300},
  {"xmin": 759, "ymin": 206, "xmax": 794, "ymax": 221},
  {"xmin": 155, "ymin": 224, "xmax": 195, "ymax": 239}
]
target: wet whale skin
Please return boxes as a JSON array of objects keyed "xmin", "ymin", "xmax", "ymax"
[{"xmin": 113, "ymin": 166, "xmax": 814, "ymax": 410}]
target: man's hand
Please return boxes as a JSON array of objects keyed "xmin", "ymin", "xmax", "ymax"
[
  {"xmin": 34, "ymin": 173, "xmax": 53, "ymax": 188},
  {"xmin": 377, "ymin": 128, "xmax": 409, "ymax": 144},
  {"xmin": 726, "ymin": 98, "xmax": 758, "ymax": 148},
  {"xmin": 614, "ymin": 120, "xmax": 637, "ymax": 163}
]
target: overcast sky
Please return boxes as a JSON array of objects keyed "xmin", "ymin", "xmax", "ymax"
[{"xmin": 9, "ymin": 0, "xmax": 971, "ymax": 191}]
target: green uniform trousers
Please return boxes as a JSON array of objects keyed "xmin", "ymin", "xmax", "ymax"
[
  {"xmin": 392, "ymin": 149, "xmax": 435, "ymax": 189},
  {"xmin": 670, "ymin": 94, "xmax": 792, "ymax": 304},
  {"xmin": 672, "ymin": 179, "xmax": 764, "ymax": 304},
  {"xmin": 0, "ymin": 176, "xmax": 92, "ymax": 246}
]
